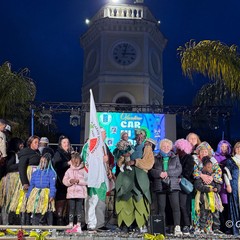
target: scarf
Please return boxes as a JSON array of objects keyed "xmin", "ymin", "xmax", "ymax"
[{"xmin": 159, "ymin": 150, "xmax": 172, "ymax": 171}]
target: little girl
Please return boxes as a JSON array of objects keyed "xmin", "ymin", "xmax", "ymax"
[
  {"xmin": 26, "ymin": 153, "xmax": 56, "ymax": 225},
  {"xmin": 63, "ymin": 152, "xmax": 87, "ymax": 233}
]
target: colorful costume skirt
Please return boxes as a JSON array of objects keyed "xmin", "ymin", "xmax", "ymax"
[
  {"xmin": 4, "ymin": 172, "xmax": 21, "ymax": 212},
  {"xmin": 9, "ymin": 166, "xmax": 37, "ymax": 214},
  {"xmin": 0, "ymin": 176, "xmax": 6, "ymax": 207},
  {"xmin": 26, "ymin": 188, "xmax": 55, "ymax": 215}
]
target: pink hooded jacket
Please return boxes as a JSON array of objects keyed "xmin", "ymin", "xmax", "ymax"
[{"xmin": 63, "ymin": 163, "xmax": 87, "ymax": 199}]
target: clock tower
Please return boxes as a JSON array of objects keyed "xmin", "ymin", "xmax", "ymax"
[{"xmin": 80, "ymin": 2, "xmax": 167, "ymax": 105}]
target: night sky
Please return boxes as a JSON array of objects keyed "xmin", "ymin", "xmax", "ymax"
[{"xmin": 1, "ymin": 0, "xmax": 240, "ymax": 142}]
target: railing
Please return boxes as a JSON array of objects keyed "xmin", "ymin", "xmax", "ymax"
[
  {"xmin": 104, "ymin": 5, "xmax": 143, "ymax": 19},
  {"xmin": 90, "ymin": 3, "xmax": 157, "ymax": 22}
]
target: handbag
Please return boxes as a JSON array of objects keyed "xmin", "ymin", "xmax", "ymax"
[
  {"xmin": 180, "ymin": 177, "xmax": 193, "ymax": 194},
  {"xmin": 161, "ymin": 177, "xmax": 171, "ymax": 191}
]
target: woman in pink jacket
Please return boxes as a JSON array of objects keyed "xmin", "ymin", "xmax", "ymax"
[{"xmin": 63, "ymin": 152, "xmax": 87, "ymax": 233}]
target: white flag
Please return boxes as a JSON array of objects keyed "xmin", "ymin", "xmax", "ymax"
[{"xmin": 87, "ymin": 89, "xmax": 107, "ymax": 188}]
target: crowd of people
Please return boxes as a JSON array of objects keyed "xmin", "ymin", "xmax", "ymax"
[{"xmin": 0, "ymin": 118, "xmax": 240, "ymax": 237}]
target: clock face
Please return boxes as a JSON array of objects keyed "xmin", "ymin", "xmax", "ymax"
[{"xmin": 112, "ymin": 42, "xmax": 137, "ymax": 66}]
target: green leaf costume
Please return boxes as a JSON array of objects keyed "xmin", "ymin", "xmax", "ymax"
[{"xmin": 115, "ymin": 142, "xmax": 154, "ymax": 228}]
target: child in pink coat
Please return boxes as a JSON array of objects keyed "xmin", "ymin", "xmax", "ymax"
[{"xmin": 63, "ymin": 152, "xmax": 87, "ymax": 233}]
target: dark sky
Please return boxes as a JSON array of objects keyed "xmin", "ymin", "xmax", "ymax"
[{"xmin": 1, "ymin": 0, "xmax": 240, "ymax": 142}]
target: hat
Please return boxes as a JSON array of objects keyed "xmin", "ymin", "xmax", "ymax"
[
  {"xmin": 40, "ymin": 137, "xmax": 49, "ymax": 144},
  {"xmin": 120, "ymin": 131, "xmax": 128, "ymax": 138},
  {"xmin": 134, "ymin": 129, "xmax": 147, "ymax": 140},
  {"xmin": 145, "ymin": 138, "xmax": 156, "ymax": 146},
  {"xmin": 5, "ymin": 124, "xmax": 11, "ymax": 132},
  {"xmin": 196, "ymin": 141, "xmax": 214, "ymax": 156},
  {"xmin": 174, "ymin": 138, "xmax": 193, "ymax": 154}
]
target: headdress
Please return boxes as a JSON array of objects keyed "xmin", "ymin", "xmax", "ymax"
[
  {"xmin": 145, "ymin": 138, "xmax": 156, "ymax": 146},
  {"xmin": 174, "ymin": 138, "xmax": 193, "ymax": 154},
  {"xmin": 134, "ymin": 128, "xmax": 147, "ymax": 140},
  {"xmin": 196, "ymin": 141, "xmax": 214, "ymax": 156},
  {"xmin": 216, "ymin": 140, "xmax": 231, "ymax": 155}
]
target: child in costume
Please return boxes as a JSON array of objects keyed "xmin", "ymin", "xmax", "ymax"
[
  {"xmin": 194, "ymin": 156, "xmax": 223, "ymax": 234},
  {"xmin": 113, "ymin": 132, "xmax": 134, "ymax": 172},
  {"xmin": 26, "ymin": 153, "xmax": 56, "ymax": 225},
  {"xmin": 63, "ymin": 152, "xmax": 87, "ymax": 233}
]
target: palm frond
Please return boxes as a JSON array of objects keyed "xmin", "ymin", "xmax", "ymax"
[
  {"xmin": 177, "ymin": 40, "xmax": 240, "ymax": 95},
  {"xmin": 0, "ymin": 61, "xmax": 36, "ymax": 116},
  {"xmin": 193, "ymin": 80, "xmax": 233, "ymax": 106}
]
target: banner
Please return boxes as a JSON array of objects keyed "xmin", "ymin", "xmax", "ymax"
[{"xmin": 87, "ymin": 89, "xmax": 108, "ymax": 188}]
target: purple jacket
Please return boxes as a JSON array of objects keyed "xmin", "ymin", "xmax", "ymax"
[
  {"xmin": 215, "ymin": 140, "xmax": 232, "ymax": 204},
  {"xmin": 63, "ymin": 164, "xmax": 87, "ymax": 199}
]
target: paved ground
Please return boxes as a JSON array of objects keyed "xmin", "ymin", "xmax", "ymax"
[
  {"xmin": 43, "ymin": 230, "xmax": 240, "ymax": 240},
  {"xmin": 2, "ymin": 227, "xmax": 240, "ymax": 239}
]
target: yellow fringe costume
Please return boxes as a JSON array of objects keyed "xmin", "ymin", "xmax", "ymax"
[
  {"xmin": 26, "ymin": 188, "xmax": 55, "ymax": 214},
  {"xmin": 9, "ymin": 166, "xmax": 37, "ymax": 214},
  {"xmin": 195, "ymin": 186, "xmax": 224, "ymax": 214},
  {"xmin": 3, "ymin": 173, "xmax": 22, "ymax": 212}
]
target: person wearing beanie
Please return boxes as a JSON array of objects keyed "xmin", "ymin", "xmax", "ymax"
[
  {"xmin": 25, "ymin": 153, "xmax": 56, "ymax": 225},
  {"xmin": 39, "ymin": 137, "xmax": 54, "ymax": 158}
]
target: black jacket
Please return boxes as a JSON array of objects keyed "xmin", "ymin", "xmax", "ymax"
[
  {"xmin": 6, "ymin": 151, "xmax": 18, "ymax": 173},
  {"xmin": 194, "ymin": 171, "xmax": 221, "ymax": 191},
  {"xmin": 149, "ymin": 152, "xmax": 182, "ymax": 192},
  {"xmin": 18, "ymin": 148, "xmax": 41, "ymax": 185},
  {"xmin": 179, "ymin": 154, "xmax": 195, "ymax": 182},
  {"xmin": 52, "ymin": 147, "xmax": 71, "ymax": 200},
  {"xmin": 52, "ymin": 147, "xmax": 71, "ymax": 182}
]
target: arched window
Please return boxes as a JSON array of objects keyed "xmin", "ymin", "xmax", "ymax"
[
  {"xmin": 116, "ymin": 97, "xmax": 132, "ymax": 104},
  {"xmin": 115, "ymin": 96, "xmax": 132, "ymax": 111}
]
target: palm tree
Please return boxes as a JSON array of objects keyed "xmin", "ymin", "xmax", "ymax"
[
  {"xmin": 0, "ymin": 61, "xmax": 36, "ymax": 138},
  {"xmin": 177, "ymin": 40, "xmax": 240, "ymax": 104}
]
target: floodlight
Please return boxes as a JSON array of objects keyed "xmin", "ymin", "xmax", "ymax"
[
  {"xmin": 40, "ymin": 109, "xmax": 52, "ymax": 126},
  {"xmin": 70, "ymin": 108, "xmax": 81, "ymax": 127}
]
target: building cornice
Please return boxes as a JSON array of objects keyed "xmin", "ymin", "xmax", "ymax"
[{"xmin": 80, "ymin": 17, "xmax": 167, "ymax": 50}]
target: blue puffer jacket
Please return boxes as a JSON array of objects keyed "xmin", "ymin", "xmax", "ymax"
[{"xmin": 26, "ymin": 169, "xmax": 56, "ymax": 198}]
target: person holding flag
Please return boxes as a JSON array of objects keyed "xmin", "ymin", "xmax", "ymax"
[{"xmin": 81, "ymin": 90, "xmax": 114, "ymax": 231}]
